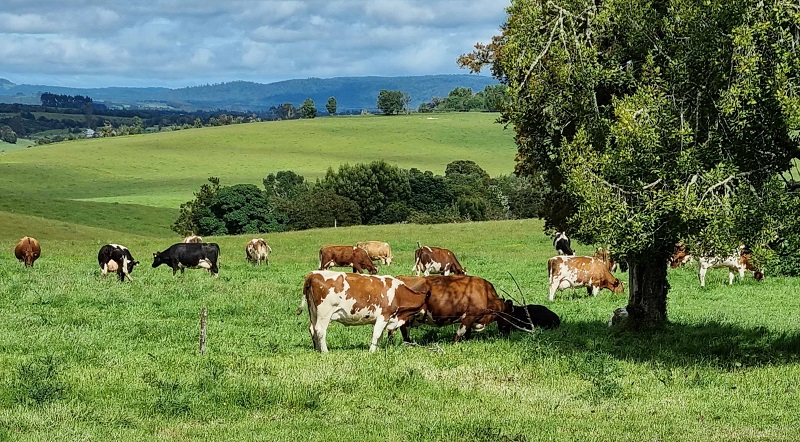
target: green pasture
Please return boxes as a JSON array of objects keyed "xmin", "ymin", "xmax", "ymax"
[
  {"xmin": 1, "ymin": 219, "xmax": 798, "ymax": 441},
  {"xmin": 0, "ymin": 113, "xmax": 516, "ymax": 239}
]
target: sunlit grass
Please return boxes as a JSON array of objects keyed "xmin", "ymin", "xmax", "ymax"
[{"xmin": 1, "ymin": 220, "xmax": 798, "ymax": 441}]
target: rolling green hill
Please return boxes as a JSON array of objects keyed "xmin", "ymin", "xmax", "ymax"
[{"xmin": 0, "ymin": 113, "xmax": 516, "ymax": 239}]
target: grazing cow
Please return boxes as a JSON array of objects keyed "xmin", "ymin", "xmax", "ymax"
[
  {"xmin": 246, "ymin": 238, "xmax": 272, "ymax": 266},
  {"xmin": 547, "ymin": 255, "xmax": 624, "ymax": 301},
  {"xmin": 318, "ymin": 245, "xmax": 378, "ymax": 274},
  {"xmin": 98, "ymin": 244, "xmax": 139, "ymax": 281},
  {"xmin": 412, "ymin": 244, "xmax": 466, "ymax": 276},
  {"xmin": 14, "ymin": 236, "xmax": 41, "ymax": 267},
  {"xmin": 152, "ymin": 242, "xmax": 220, "ymax": 276},
  {"xmin": 183, "ymin": 235, "xmax": 203, "ymax": 243},
  {"xmin": 300, "ymin": 271, "xmax": 429, "ymax": 352},
  {"xmin": 395, "ymin": 275, "xmax": 509, "ymax": 343},
  {"xmin": 593, "ymin": 247, "xmax": 618, "ymax": 272},
  {"xmin": 695, "ymin": 245, "xmax": 764, "ymax": 287},
  {"xmin": 496, "ymin": 302, "xmax": 561, "ymax": 334},
  {"xmin": 553, "ymin": 232, "xmax": 574, "ymax": 256},
  {"xmin": 669, "ymin": 242, "xmax": 694, "ymax": 268},
  {"xmin": 356, "ymin": 241, "xmax": 394, "ymax": 265}
]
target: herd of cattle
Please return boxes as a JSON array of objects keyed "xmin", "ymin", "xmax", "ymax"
[{"xmin": 11, "ymin": 231, "xmax": 763, "ymax": 352}]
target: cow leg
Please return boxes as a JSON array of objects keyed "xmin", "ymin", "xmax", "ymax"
[
  {"xmin": 400, "ymin": 324, "xmax": 412, "ymax": 343},
  {"xmin": 101, "ymin": 263, "xmax": 108, "ymax": 278},
  {"xmin": 548, "ymin": 281, "xmax": 558, "ymax": 301},
  {"xmin": 369, "ymin": 320, "xmax": 389, "ymax": 353},
  {"xmin": 313, "ymin": 315, "xmax": 332, "ymax": 353},
  {"xmin": 728, "ymin": 269, "xmax": 736, "ymax": 285},
  {"xmin": 590, "ymin": 286, "xmax": 600, "ymax": 297},
  {"xmin": 454, "ymin": 319, "xmax": 476, "ymax": 343}
]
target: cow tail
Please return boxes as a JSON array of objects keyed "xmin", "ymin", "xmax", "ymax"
[
  {"xmin": 318, "ymin": 248, "xmax": 323, "ymax": 270},
  {"xmin": 297, "ymin": 275, "xmax": 313, "ymax": 315},
  {"xmin": 547, "ymin": 257, "xmax": 555, "ymax": 279}
]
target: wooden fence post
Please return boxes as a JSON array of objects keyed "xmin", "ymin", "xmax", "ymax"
[{"xmin": 199, "ymin": 307, "xmax": 207, "ymax": 355}]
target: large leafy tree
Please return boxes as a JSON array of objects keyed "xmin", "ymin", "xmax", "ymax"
[
  {"xmin": 326, "ymin": 97, "xmax": 337, "ymax": 115},
  {"xmin": 317, "ymin": 160, "xmax": 412, "ymax": 224},
  {"xmin": 460, "ymin": 0, "xmax": 800, "ymax": 328},
  {"xmin": 300, "ymin": 99, "xmax": 317, "ymax": 119},
  {"xmin": 377, "ymin": 90, "xmax": 407, "ymax": 115}
]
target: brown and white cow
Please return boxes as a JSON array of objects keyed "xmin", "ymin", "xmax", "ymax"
[
  {"xmin": 692, "ymin": 245, "xmax": 763, "ymax": 287},
  {"xmin": 246, "ymin": 238, "xmax": 272, "ymax": 265},
  {"xmin": 395, "ymin": 275, "xmax": 510, "ymax": 343},
  {"xmin": 183, "ymin": 235, "xmax": 203, "ymax": 243},
  {"xmin": 547, "ymin": 255, "xmax": 624, "ymax": 301},
  {"xmin": 412, "ymin": 244, "xmax": 466, "ymax": 276},
  {"xmin": 356, "ymin": 241, "xmax": 394, "ymax": 265},
  {"xmin": 319, "ymin": 245, "xmax": 378, "ymax": 274},
  {"xmin": 300, "ymin": 271, "xmax": 429, "ymax": 352},
  {"xmin": 14, "ymin": 236, "xmax": 41, "ymax": 268}
]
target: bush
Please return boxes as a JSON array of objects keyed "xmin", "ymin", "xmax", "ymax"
[{"xmin": 206, "ymin": 184, "xmax": 287, "ymax": 235}]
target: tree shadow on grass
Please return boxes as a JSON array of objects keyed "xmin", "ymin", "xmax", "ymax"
[{"xmin": 517, "ymin": 318, "xmax": 800, "ymax": 369}]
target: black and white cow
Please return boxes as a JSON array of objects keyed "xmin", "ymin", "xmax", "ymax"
[
  {"xmin": 152, "ymin": 242, "xmax": 220, "ymax": 277},
  {"xmin": 98, "ymin": 244, "xmax": 139, "ymax": 282},
  {"xmin": 553, "ymin": 232, "xmax": 574, "ymax": 256}
]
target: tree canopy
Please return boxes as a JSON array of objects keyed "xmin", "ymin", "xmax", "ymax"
[{"xmin": 460, "ymin": 0, "xmax": 800, "ymax": 328}]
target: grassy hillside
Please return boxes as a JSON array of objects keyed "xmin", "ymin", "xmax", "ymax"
[
  {"xmin": 1, "ymin": 220, "xmax": 798, "ymax": 441},
  {"xmin": 0, "ymin": 113, "xmax": 515, "ymax": 240}
]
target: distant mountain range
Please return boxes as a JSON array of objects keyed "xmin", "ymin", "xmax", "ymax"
[{"xmin": 0, "ymin": 75, "xmax": 499, "ymax": 113}]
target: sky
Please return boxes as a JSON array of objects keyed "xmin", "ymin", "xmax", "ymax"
[{"xmin": 0, "ymin": 0, "xmax": 509, "ymax": 89}]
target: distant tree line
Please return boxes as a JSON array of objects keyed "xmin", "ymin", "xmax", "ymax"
[
  {"xmin": 172, "ymin": 160, "xmax": 546, "ymax": 236},
  {"xmin": 1, "ymin": 84, "xmax": 507, "ymax": 145},
  {"xmin": 39, "ymin": 92, "xmax": 94, "ymax": 109}
]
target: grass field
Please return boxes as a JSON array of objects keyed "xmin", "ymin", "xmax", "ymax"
[
  {"xmin": 1, "ymin": 220, "xmax": 798, "ymax": 441},
  {"xmin": 1, "ymin": 113, "xmax": 798, "ymax": 441},
  {"xmin": 0, "ymin": 113, "xmax": 516, "ymax": 239}
]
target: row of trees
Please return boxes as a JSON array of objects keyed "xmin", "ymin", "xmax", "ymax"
[{"xmin": 172, "ymin": 160, "xmax": 545, "ymax": 236}]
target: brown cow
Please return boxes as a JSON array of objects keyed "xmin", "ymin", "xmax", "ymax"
[
  {"xmin": 669, "ymin": 242, "xmax": 694, "ymax": 268},
  {"xmin": 300, "ymin": 271, "xmax": 429, "ymax": 352},
  {"xmin": 319, "ymin": 245, "xmax": 378, "ymax": 274},
  {"xmin": 14, "ymin": 236, "xmax": 41, "ymax": 267},
  {"xmin": 593, "ymin": 247, "xmax": 618, "ymax": 272},
  {"xmin": 183, "ymin": 235, "xmax": 203, "ymax": 243},
  {"xmin": 412, "ymin": 244, "xmax": 466, "ymax": 276},
  {"xmin": 395, "ymin": 275, "xmax": 509, "ymax": 343},
  {"xmin": 246, "ymin": 238, "xmax": 272, "ymax": 265},
  {"xmin": 547, "ymin": 256, "xmax": 624, "ymax": 301},
  {"xmin": 356, "ymin": 241, "xmax": 394, "ymax": 265}
]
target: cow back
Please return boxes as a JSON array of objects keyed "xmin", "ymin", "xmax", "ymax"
[{"xmin": 397, "ymin": 275, "xmax": 502, "ymax": 327}]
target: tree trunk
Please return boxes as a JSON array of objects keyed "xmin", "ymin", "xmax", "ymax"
[{"xmin": 625, "ymin": 252, "xmax": 670, "ymax": 329}]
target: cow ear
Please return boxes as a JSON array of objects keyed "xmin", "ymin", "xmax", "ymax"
[{"xmin": 153, "ymin": 252, "xmax": 157, "ymax": 257}]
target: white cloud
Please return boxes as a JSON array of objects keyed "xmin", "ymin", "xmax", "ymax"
[{"xmin": 0, "ymin": 0, "xmax": 510, "ymax": 88}]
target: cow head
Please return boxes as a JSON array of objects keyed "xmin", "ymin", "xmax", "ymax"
[
  {"xmin": 152, "ymin": 251, "xmax": 167, "ymax": 268},
  {"xmin": 669, "ymin": 243, "xmax": 689, "ymax": 268},
  {"xmin": 127, "ymin": 260, "xmax": 140, "ymax": 274},
  {"xmin": 496, "ymin": 300, "xmax": 515, "ymax": 336},
  {"xmin": 611, "ymin": 278, "xmax": 624, "ymax": 294},
  {"xmin": 22, "ymin": 250, "xmax": 39, "ymax": 267}
]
